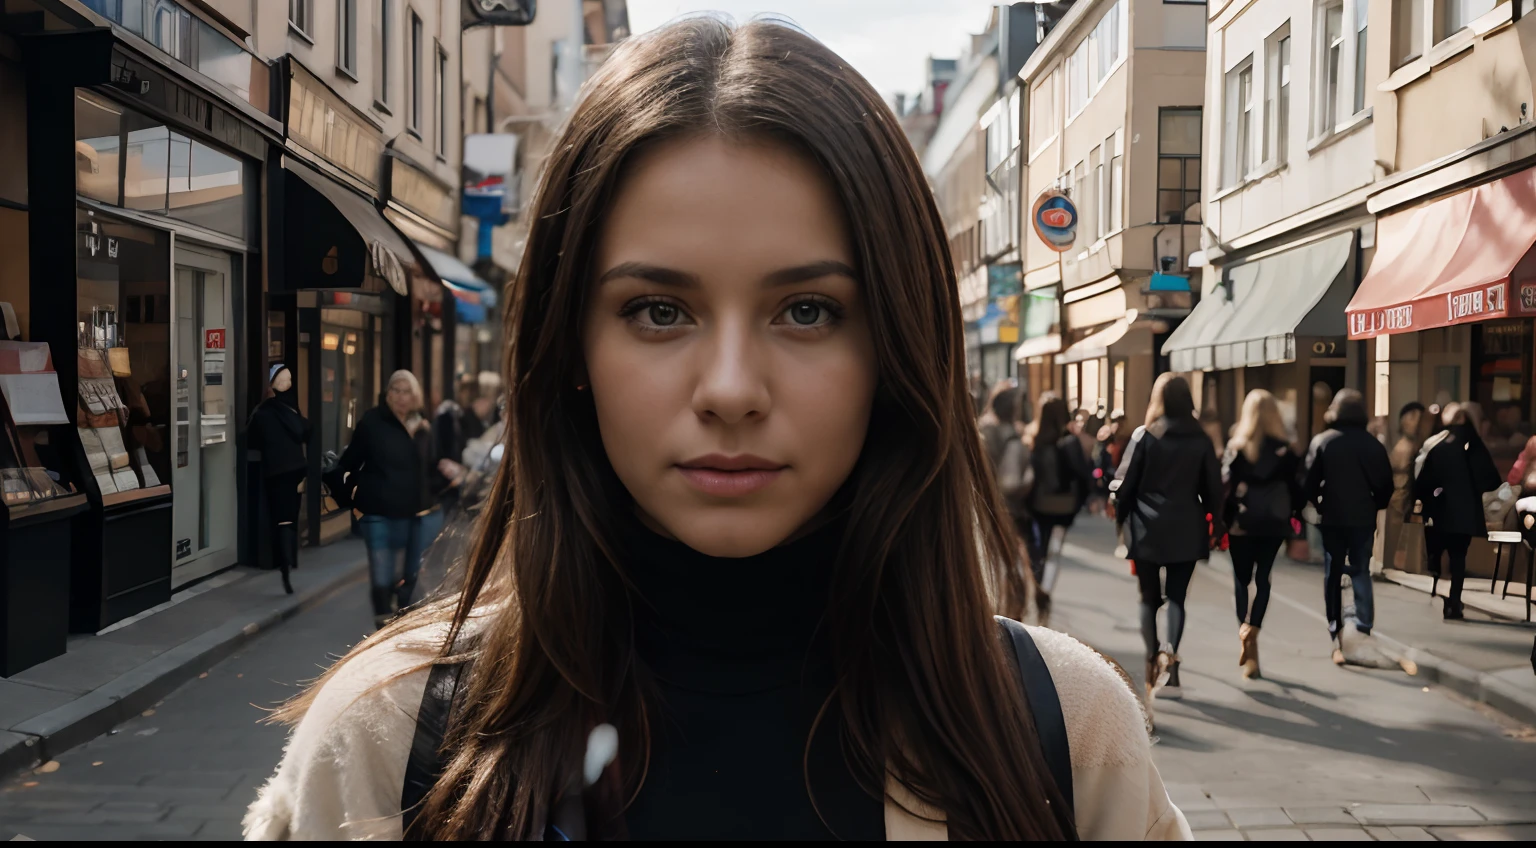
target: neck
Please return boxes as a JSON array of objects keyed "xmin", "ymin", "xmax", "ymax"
[{"xmin": 621, "ymin": 515, "xmax": 844, "ymax": 694}]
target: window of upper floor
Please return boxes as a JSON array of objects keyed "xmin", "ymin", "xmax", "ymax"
[
  {"xmin": 289, "ymin": 0, "xmax": 311, "ymax": 40},
  {"xmin": 1262, "ymin": 24, "xmax": 1292, "ymax": 169},
  {"xmin": 1030, "ymin": 68, "xmax": 1060, "ymax": 157},
  {"xmin": 1065, "ymin": 0, "xmax": 1128, "ymax": 124},
  {"xmin": 374, "ymin": 0, "xmax": 393, "ymax": 111},
  {"xmin": 1310, "ymin": 0, "xmax": 1369, "ymax": 144},
  {"xmin": 1160, "ymin": 108, "xmax": 1201, "ymax": 223},
  {"xmin": 1394, "ymin": 0, "xmax": 1498, "ymax": 71},
  {"xmin": 337, "ymin": 0, "xmax": 358, "ymax": 79},
  {"xmin": 1223, "ymin": 57, "xmax": 1254, "ymax": 188}
]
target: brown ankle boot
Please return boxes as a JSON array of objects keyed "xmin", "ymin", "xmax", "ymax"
[{"xmin": 1239, "ymin": 623, "xmax": 1260, "ymax": 679}]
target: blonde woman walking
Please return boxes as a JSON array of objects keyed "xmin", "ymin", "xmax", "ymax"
[{"xmin": 1221, "ymin": 390, "xmax": 1302, "ymax": 679}]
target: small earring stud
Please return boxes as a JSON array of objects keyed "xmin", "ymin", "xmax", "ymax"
[{"xmin": 576, "ymin": 384, "xmax": 588, "ymax": 391}]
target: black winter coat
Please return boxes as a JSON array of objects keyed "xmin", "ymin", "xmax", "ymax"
[
  {"xmin": 1113, "ymin": 415, "xmax": 1224, "ymax": 564},
  {"xmin": 336, "ymin": 406, "xmax": 449, "ymax": 519},
  {"xmin": 1411, "ymin": 424, "xmax": 1501, "ymax": 536},
  {"xmin": 1303, "ymin": 423, "xmax": 1393, "ymax": 528},
  {"xmin": 247, "ymin": 397, "xmax": 309, "ymax": 478},
  {"xmin": 1222, "ymin": 436, "xmax": 1302, "ymax": 537}
]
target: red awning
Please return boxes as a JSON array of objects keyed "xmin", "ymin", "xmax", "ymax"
[{"xmin": 1347, "ymin": 167, "xmax": 1536, "ymax": 339}]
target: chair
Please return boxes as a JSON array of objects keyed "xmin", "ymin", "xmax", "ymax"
[{"xmin": 1488, "ymin": 530, "xmax": 1533, "ymax": 623}]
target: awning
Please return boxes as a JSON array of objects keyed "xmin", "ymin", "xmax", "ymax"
[
  {"xmin": 1058, "ymin": 319, "xmax": 1130, "ymax": 364},
  {"xmin": 279, "ymin": 159, "xmax": 412, "ymax": 296},
  {"xmin": 1347, "ymin": 167, "xmax": 1536, "ymax": 339},
  {"xmin": 1014, "ymin": 333, "xmax": 1062, "ymax": 362},
  {"xmin": 415, "ymin": 244, "xmax": 498, "ymax": 324},
  {"xmin": 1209, "ymin": 232, "xmax": 1354, "ymax": 369},
  {"xmin": 1161, "ymin": 289, "xmax": 1236, "ymax": 372}
]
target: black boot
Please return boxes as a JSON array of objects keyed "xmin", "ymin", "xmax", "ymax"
[{"xmin": 274, "ymin": 524, "xmax": 296, "ymax": 595}]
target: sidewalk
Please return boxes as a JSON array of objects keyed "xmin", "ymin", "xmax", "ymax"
[
  {"xmin": 1, "ymin": 541, "xmax": 368, "ymax": 779},
  {"xmin": 1064, "ymin": 521, "xmax": 1536, "ymax": 728}
]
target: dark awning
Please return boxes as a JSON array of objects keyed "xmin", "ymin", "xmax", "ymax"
[{"xmin": 277, "ymin": 158, "xmax": 412, "ymax": 296}]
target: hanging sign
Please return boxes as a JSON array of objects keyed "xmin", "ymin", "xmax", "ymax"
[{"xmin": 1031, "ymin": 190, "xmax": 1078, "ymax": 253}]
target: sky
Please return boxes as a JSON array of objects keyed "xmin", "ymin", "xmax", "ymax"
[{"xmin": 625, "ymin": 1, "xmax": 1006, "ymax": 97}]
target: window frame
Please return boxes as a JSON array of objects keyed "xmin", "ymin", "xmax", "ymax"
[
  {"xmin": 436, "ymin": 40, "xmax": 449, "ymax": 159},
  {"xmin": 407, "ymin": 9, "xmax": 423, "ymax": 136},
  {"xmin": 336, "ymin": 0, "xmax": 358, "ymax": 79},
  {"xmin": 1314, "ymin": 0, "xmax": 1345, "ymax": 138},
  {"xmin": 1160, "ymin": 107, "xmax": 1202, "ymax": 224},
  {"xmin": 1263, "ymin": 25, "xmax": 1291, "ymax": 167},
  {"xmin": 374, "ymin": 0, "xmax": 392, "ymax": 110},
  {"xmin": 288, "ymin": 0, "xmax": 312, "ymax": 39},
  {"xmin": 1222, "ymin": 57, "xmax": 1253, "ymax": 187},
  {"xmin": 1352, "ymin": 0, "xmax": 1368, "ymax": 115},
  {"xmin": 1394, "ymin": 0, "xmax": 1426, "ymax": 69}
]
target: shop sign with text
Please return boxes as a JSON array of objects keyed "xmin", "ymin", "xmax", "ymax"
[{"xmin": 1348, "ymin": 282, "xmax": 1530, "ymax": 339}]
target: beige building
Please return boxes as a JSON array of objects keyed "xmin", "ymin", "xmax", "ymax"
[
  {"xmin": 1168, "ymin": 0, "xmax": 1380, "ymax": 443},
  {"xmin": 1351, "ymin": 0, "xmax": 1536, "ymax": 575},
  {"xmin": 1017, "ymin": 0, "xmax": 1205, "ymax": 427}
]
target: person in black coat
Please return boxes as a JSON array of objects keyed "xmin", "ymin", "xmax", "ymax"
[
  {"xmin": 1410, "ymin": 402, "xmax": 1502, "ymax": 620},
  {"xmin": 1221, "ymin": 389, "xmax": 1303, "ymax": 680},
  {"xmin": 1304, "ymin": 389, "xmax": 1393, "ymax": 661},
  {"xmin": 247, "ymin": 364, "xmax": 309, "ymax": 595},
  {"xmin": 1022, "ymin": 392, "xmax": 1094, "ymax": 627},
  {"xmin": 333, "ymin": 370, "xmax": 456, "ymax": 628},
  {"xmin": 1112, "ymin": 373, "xmax": 1223, "ymax": 708}
]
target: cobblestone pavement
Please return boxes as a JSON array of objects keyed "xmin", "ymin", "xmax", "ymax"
[
  {"xmin": 0, "ymin": 578, "xmax": 376, "ymax": 841},
  {"xmin": 1054, "ymin": 517, "xmax": 1536, "ymax": 841}
]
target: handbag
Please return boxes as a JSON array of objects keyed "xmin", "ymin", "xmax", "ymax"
[{"xmin": 320, "ymin": 450, "xmax": 356, "ymax": 511}]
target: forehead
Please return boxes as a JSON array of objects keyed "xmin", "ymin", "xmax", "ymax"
[{"xmin": 598, "ymin": 134, "xmax": 852, "ymax": 271}]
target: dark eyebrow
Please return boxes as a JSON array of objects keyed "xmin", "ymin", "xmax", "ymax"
[
  {"xmin": 596, "ymin": 262, "xmax": 700, "ymax": 288},
  {"xmin": 763, "ymin": 260, "xmax": 858, "ymax": 287},
  {"xmin": 596, "ymin": 259, "xmax": 858, "ymax": 288}
]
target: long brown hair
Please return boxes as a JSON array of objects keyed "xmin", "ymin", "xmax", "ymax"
[
  {"xmin": 1027, "ymin": 392, "xmax": 1071, "ymax": 449},
  {"xmin": 280, "ymin": 17, "xmax": 1066, "ymax": 840}
]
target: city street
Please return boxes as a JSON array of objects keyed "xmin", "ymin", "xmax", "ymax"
[{"xmin": 1, "ymin": 517, "xmax": 1532, "ymax": 841}]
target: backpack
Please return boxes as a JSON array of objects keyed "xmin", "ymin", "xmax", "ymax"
[
  {"xmin": 400, "ymin": 619, "xmax": 1079, "ymax": 839},
  {"xmin": 1031, "ymin": 439, "xmax": 1083, "ymax": 517}
]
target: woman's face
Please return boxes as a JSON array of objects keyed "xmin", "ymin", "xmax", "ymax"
[
  {"xmin": 387, "ymin": 379, "xmax": 417, "ymax": 417},
  {"xmin": 583, "ymin": 135, "xmax": 877, "ymax": 557},
  {"xmin": 271, "ymin": 368, "xmax": 292, "ymax": 393}
]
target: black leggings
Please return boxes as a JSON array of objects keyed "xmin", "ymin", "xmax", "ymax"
[
  {"xmin": 1425, "ymin": 528, "xmax": 1472, "ymax": 611},
  {"xmin": 1229, "ymin": 535, "xmax": 1283, "ymax": 628},
  {"xmin": 1136, "ymin": 561, "xmax": 1196, "ymax": 656}
]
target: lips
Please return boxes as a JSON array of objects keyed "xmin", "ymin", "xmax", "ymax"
[{"xmin": 676, "ymin": 453, "xmax": 787, "ymax": 497}]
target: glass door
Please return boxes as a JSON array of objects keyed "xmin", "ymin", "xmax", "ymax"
[{"xmin": 170, "ymin": 245, "xmax": 237, "ymax": 587}]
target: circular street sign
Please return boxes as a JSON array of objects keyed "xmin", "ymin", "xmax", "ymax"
[{"xmin": 1031, "ymin": 189, "xmax": 1078, "ymax": 253}]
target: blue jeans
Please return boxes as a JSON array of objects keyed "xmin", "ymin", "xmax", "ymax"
[
  {"xmin": 358, "ymin": 511, "xmax": 445, "ymax": 616},
  {"xmin": 1321, "ymin": 526, "xmax": 1376, "ymax": 638}
]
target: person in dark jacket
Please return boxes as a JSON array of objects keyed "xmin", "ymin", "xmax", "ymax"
[
  {"xmin": 977, "ymin": 382, "xmax": 1037, "ymax": 622},
  {"xmin": 247, "ymin": 363, "xmax": 308, "ymax": 595},
  {"xmin": 1304, "ymin": 388, "xmax": 1393, "ymax": 662},
  {"xmin": 1112, "ymin": 373, "xmax": 1223, "ymax": 712},
  {"xmin": 1410, "ymin": 402, "xmax": 1502, "ymax": 620},
  {"xmin": 1222, "ymin": 389, "xmax": 1302, "ymax": 680},
  {"xmin": 335, "ymin": 370, "xmax": 454, "ymax": 628},
  {"xmin": 1023, "ymin": 392, "xmax": 1094, "ymax": 627}
]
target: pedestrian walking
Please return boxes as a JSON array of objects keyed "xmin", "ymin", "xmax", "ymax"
[
  {"xmin": 1221, "ymin": 390, "xmax": 1302, "ymax": 680},
  {"xmin": 1023, "ymin": 393, "xmax": 1094, "ymax": 625},
  {"xmin": 1303, "ymin": 389, "xmax": 1394, "ymax": 663},
  {"xmin": 979, "ymin": 381, "xmax": 1038, "ymax": 622},
  {"xmin": 328, "ymin": 370, "xmax": 452, "ymax": 629},
  {"xmin": 1112, "ymin": 373, "xmax": 1223, "ymax": 711},
  {"xmin": 247, "ymin": 363, "xmax": 308, "ymax": 595},
  {"xmin": 1387, "ymin": 402, "xmax": 1431, "ymax": 570},
  {"xmin": 247, "ymin": 18, "xmax": 1188, "ymax": 841},
  {"xmin": 1410, "ymin": 402, "xmax": 1502, "ymax": 620}
]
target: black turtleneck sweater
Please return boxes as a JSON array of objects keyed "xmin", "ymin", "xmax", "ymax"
[{"xmin": 619, "ymin": 518, "xmax": 885, "ymax": 841}]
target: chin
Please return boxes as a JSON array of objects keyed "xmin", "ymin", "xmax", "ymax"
[{"xmin": 655, "ymin": 506, "xmax": 806, "ymax": 558}]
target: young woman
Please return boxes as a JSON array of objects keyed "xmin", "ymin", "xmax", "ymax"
[
  {"xmin": 1023, "ymin": 393, "xmax": 1094, "ymax": 624},
  {"xmin": 247, "ymin": 364, "xmax": 309, "ymax": 595},
  {"xmin": 331, "ymin": 370, "xmax": 455, "ymax": 628},
  {"xmin": 1221, "ymin": 390, "xmax": 1301, "ymax": 679},
  {"xmin": 1112, "ymin": 374, "xmax": 1222, "ymax": 710},
  {"xmin": 1411, "ymin": 403, "xmax": 1501, "ymax": 621},
  {"xmin": 245, "ymin": 19, "xmax": 1187, "ymax": 841}
]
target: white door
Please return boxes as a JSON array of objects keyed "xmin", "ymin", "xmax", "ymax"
[{"xmin": 170, "ymin": 246, "xmax": 238, "ymax": 588}]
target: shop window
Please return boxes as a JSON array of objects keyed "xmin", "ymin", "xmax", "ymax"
[
  {"xmin": 75, "ymin": 208, "xmax": 172, "ymax": 503},
  {"xmin": 123, "ymin": 117, "xmax": 170, "ymax": 213},
  {"xmin": 75, "ymin": 93, "xmax": 122, "ymax": 205},
  {"xmin": 166, "ymin": 132, "xmax": 246, "ymax": 238},
  {"xmin": 1113, "ymin": 360, "xmax": 1126, "ymax": 416},
  {"xmin": 319, "ymin": 308, "xmax": 376, "ymax": 500}
]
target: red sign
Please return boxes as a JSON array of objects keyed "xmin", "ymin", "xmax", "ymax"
[
  {"xmin": 1347, "ymin": 282, "xmax": 1523, "ymax": 339},
  {"xmin": 204, "ymin": 328, "xmax": 226, "ymax": 351}
]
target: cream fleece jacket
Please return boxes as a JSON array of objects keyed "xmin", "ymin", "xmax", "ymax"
[{"xmin": 243, "ymin": 623, "xmax": 1191, "ymax": 841}]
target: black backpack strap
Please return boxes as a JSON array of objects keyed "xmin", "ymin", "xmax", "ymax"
[
  {"xmin": 401, "ymin": 661, "xmax": 463, "ymax": 840},
  {"xmin": 996, "ymin": 616, "xmax": 1077, "ymax": 838}
]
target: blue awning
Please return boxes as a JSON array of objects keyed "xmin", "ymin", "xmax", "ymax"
[{"xmin": 414, "ymin": 244, "xmax": 498, "ymax": 323}]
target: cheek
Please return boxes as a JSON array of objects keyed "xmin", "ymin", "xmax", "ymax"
[{"xmin": 583, "ymin": 327, "xmax": 687, "ymax": 475}]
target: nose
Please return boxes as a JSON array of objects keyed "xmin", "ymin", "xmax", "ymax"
[{"xmin": 691, "ymin": 316, "xmax": 771, "ymax": 425}]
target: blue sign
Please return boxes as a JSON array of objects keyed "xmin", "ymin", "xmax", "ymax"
[{"xmin": 1031, "ymin": 190, "xmax": 1078, "ymax": 252}]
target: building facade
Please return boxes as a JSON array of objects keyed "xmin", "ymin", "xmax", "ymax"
[{"xmin": 1017, "ymin": 0, "xmax": 1206, "ymax": 428}]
